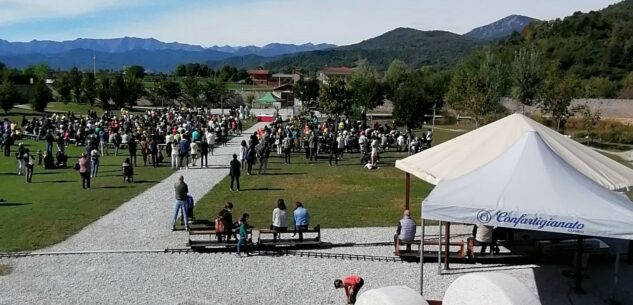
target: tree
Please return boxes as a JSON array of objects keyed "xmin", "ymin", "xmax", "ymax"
[
  {"xmin": 392, "ymin": 71, "xmax": 434, "ymax": 129},
  {"xmin": 54, "ymin": 72, "xmax": 73, "ymax": 104},
  {"xmin": 68, "ymin": 67, "xmax": 83, "ymax": 103},
  {"xmin": 202, "ymin": 79, "xmax": 230, "ymax": 108},
  {"xmin": 349, "ymin": 65, "xmax": 383, "ymax": 122},
  {"xmin": 152, "ymin": 75, "xmax": 181, "ymax": 106},
  {"xmin": 583, "ymin": 76, "xmax": 617, "ymax": 98},
  {"xmin": 293, "ymin": 77, "xmax": 320, "ymax": 109},
  {"xmin": 29, "ymin": 80, "xmax": 53, "ymax": 112},
  {"xmin": 512, "ymin": 47, "xmax": 543, "ymax": 111},
  {"xmin": 538, "ymin": 75, "xmax": 576, "ymax": 132},
  {"xmin": 573, "ymin": 103, "xmax": 601, "ymax": 144},
  {"xmin": 125, "ymin": 65, "xmax": 145, "ymax": 80},
  {"xmin": 384, "ymin": 59, "xmax": 408, "ymax": 99},
  {"xmin": 0, "ymin": 81, "xmax": 23, "ymax": 113},
  {"xmin": 97, "ymin": 75, "xmax": 112, "ymax": 110},
  {"xmin": 446, "ymin": 50, "xmax": 508, "ymax": 128},
  {"xmin": 81, "ymin": 72, "xmax": 97, "ymax": 105},
  {"xmin": 181, "ymin": 77, "xmax": 202, "ymax": 107},
  {"xmin": 318, "ymin": 78, "xmax": 351, "ymax": 117},
  {"xmin": 110, "ymin": 73, "xmax": 127, "ymax": 108}
]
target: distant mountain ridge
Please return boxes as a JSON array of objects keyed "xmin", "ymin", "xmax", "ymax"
[
  {"xmin": 0, "ymin": 37, "xmax": 336, "ymax": 57},
  {"xmin": 465, "ymin": 15, "xmax": 537, "ymax": 41}
]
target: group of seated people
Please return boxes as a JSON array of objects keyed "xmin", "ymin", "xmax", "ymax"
[{"xmin": 393, "ymin": 210, "xmax": 505, "ymax": 258}]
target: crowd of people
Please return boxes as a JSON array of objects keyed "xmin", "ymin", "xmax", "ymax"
[{"xmin": 1, "ymin": 107, "xmax": 246, "ymax": 185}]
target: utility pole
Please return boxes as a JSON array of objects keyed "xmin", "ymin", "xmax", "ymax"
[{"xmin": 93, "ymin": 55, "xmax": 96, "ymax": 78}]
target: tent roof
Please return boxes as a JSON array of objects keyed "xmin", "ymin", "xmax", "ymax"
[
  {"xmin": 423, "ymin": 131, "xmax": 633, "ymax": 240},
  {"xmin": 356, "ymin": 286, "xmax": 428, "ymax": 305},
  {"xmin": 395, "ymin": 113, "xmax": 633, "ymax": 191},
  {"xmin": 256, "ymin": 92, "xmax": 280, "ymax": 104}
]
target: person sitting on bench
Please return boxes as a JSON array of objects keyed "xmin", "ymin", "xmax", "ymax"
[
  {"xmin": 293, "ymin": 201, "xmax": 309, "ymax": 242},
  {"xmin": 467, "ymin": 225, "xmax": 498, "ymax": 258},
  {"xmin": 394, "ymin": 209, "xmax": 417, "ymax": 252}
]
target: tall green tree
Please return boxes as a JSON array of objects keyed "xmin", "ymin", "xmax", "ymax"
[
  {"xmin": 125, "ymin": 65, "xmax": 145, "ymax": 80},
  {"xmin": 392, "ymin": 71, "xmax": 434, "ymax": 129},
  {"xmin": 29, "ymin": 80, "xmax": 53, "ymax": 112},
  {"xmin": 293, "ymin": 77, "xmax": 320, "ymax": 110},
  {"xmin": 511, "ymin": 47, "xmax": 543, "ymax": 111},
  {"xmin": 0, "ymin": 81, "xmax": 23, "ymax": 113},
  {"xmin": 538, "ymin": 75, "xmax": 576, "ymax": 132},
  {"xmin": 202, "ymin": 79, "xmax": 230, "ymax": 108},
  {"xmin": 68, "ymin": 67, "xmax": 83, "ymax": 103},
  {"xmin": 111, "ymin": 73, "xmax": 127, "ymax": 108},
  {"xmin": 54, "ymin": 72, "xmax": 73, "ymax": 104},
  {"xmin": 181, "ymin": 77, "xmax": 202, "ymax": 107},
  {"xmin": 383, "ymin": 59, "xmax": 408, "ymax": 99},
  {"xmin": 152, "ymin": 75, "xmax": 181, "ymax": 106},
  {"xmin": 447, "ymin": 50, "xmax": 507, "ymax": 128},
  {"xmin": 97, "ymin": 75, "xmax": 112, "ymax": 110},
  {"xmin": 318, "ymin": 78, "xmax": 351, "ymax": 117},
  {"xmin": 349, "ymin": 65, "xmax": 384, "ymax": 122},
  {"xmin": 81, "ymin": 72, "xmax": 97, "ymax": 105}
]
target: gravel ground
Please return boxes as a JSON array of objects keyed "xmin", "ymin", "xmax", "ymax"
[
  {"xmin": 45, "ymin": 122, "xmax": 267, "ymax": 252},
  {"xmin": 1, "ymin": 227, "xmax": 631, "ymax": 305}
]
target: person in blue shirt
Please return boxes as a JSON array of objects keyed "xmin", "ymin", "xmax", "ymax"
[
  {"xmin": 293, "ymin": 201, "xmax": 309, "ymax": 242},
  {"xmin": 178, "ymin": 136, "xmax": 190, "ymax": 169}
]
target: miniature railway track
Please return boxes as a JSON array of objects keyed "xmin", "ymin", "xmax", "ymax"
[{"xmin": 0, "ymin": 242, "xmax": 405, "ymax": 263}]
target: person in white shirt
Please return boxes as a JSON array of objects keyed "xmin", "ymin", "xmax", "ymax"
[
  {"xmin": 205, "ymin": 129, "xmax": 216, "ymax": 156},
  {"xmin": 271, "ymin": 199, "xmax": 289, "ymax": 242},
  {"xmin": 170, "ymin": 141, "xmax": 180, "ymax": 169},
  {"xmin": 397, "ymin": 134, "xmax": 405, "ymax": 152},
  {"xmin": 190, "ymin": 141, "xmax": 198, "ymax": 166}
]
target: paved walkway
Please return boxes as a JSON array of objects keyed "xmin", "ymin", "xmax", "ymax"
[{"xmin": 46, "ymin": 122, "xmax": 267, "ymax": 252}]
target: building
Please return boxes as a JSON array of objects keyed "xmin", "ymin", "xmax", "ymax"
[
  {"xmin": 273, "ymin": 84, "xmax": 295, "ymax": 108},
  {"xmin": 271, "ymin": 73, "xmax": 302, "ymax": 87},
  {"xmin": 247, "ymin": 68, "xmax": 270, "ymax": 86},
  {"xmin": 317, "ymin": 66, "xmax": 354, "ymax": 84}
]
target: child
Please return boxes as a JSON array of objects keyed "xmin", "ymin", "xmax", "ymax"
[
  {"xmin": 236, "ymin": 213, "xmax": 251, "ymax": 257},
  {"xmin": 122, "ymin": 157, "xmax": 134, "ymax": 183},
  {"xmin": 334, "ymin": 275, "xmax": 365, "ymax": 305}
]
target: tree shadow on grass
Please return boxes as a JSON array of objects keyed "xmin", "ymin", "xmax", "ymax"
[
  {"xmin": 96, "ymin": 185, "xmax": 133, "ymax": 189},
  {"xmin": 240, "ymin": 188, "xmax": 285, "ymax": 191},
  {"xmin": 134, "ymin": 180, "xmax": 160, "ymax": 184},
  {"xmin": 262, "ymin": 173, "xmax": 307, "ymax": 176},
  {"xmin": 32, "ymin": 180, "xmax": 75, "ymax": 184},
  {"xmin": 0, "ymin": 202, "xmax": 32, "ymax": 207}
]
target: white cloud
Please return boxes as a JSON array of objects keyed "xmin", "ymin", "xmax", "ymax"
[{"xmin": 0, "ymin": 0, "xmax": 148, "ymax": 26}]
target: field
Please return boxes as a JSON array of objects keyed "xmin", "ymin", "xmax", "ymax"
[{"xmin": 192, "ymin": 128, "xmax": 466, "ymax": 230}]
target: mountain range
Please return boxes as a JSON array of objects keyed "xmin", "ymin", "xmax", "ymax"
[{"xmin": 0, "ymin": 15, "xmax": 535, "ymax": 72}]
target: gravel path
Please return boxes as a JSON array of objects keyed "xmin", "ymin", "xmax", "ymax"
[
  {"xmin": 45, "ymin": 122, "xmax": 267, "ymax": 252},
  {"xmin": 1, "ymin": 227, "xmax": 631, "ymax": 304}
]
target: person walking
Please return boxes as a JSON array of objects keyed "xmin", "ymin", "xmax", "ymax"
[
  {"xmin": 199, "ymin": 138, "xmax": 209, "ymax": 168},
  {"xmin": 329, "ymin": 136, "xmax": 338, "ymax": 166},
  {"xmin": 24, "ymin": 148, "xmax": 34, "ymax": 183},
  {"xmin": 229, "ymin": 154, "xmax": 241, "ymax": 191},
  {"xmin": 240, "ymin": 140, "xmax": 248, "ymax": 170},
  {"xmin": 78, "ymin": 152, "xmax": 92, "ymax": 189},
  {"xmin": 140, "ymin": 136, "xmax": 149, "ymax": 166},
  {"xmin": 179, "ymin": 136, "xmax": 190, "ymax": 169},
  {"xmin": 258, "ymin": 143, "xmax": 270, "ymax": 175},
  {"xmin": 246, "ymin": 144, "xmax": 257, "ymax": 175},
  {"xmin": 16, "ymin": 143, "xmax": 26, "ymax": 175},
  {"xmin": 128, "ymin": 136, "xmax": 137, "ymax": 167},
  {"xmin": 149, "ymin": 135, "xmax": 159, "ymax": 167},
  {"xmin": 90, "ymin": 148, "xmax": 100, "ymax": 177},
  {"xmin": 236, "ymin": 213, "xmax": 251, "ymax": 257},
  {"xmin": 282, "ymin": 135, "xmax": 291, "ymax": 164},
  {"xmin": 334, "ymin": 275, "xmax": 365, "ymax": 305},
  {"xmin": 190, "ymin": 140, "xmax": 198, "ymax": 167},
  {"xmin": 172, "ymin": 175, "xmax": 190, "ymax": 231},
  {"xmin": 122, "ymin": 157, "xmax": 134, "ymax": 183}
]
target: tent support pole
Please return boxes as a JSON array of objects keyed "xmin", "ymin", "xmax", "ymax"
[
  {"xmin": 574, "ymin": 236, "xmax": 585, "ymax": 294},
  {"xmin": 438, "ymin": 221, "xmax": 442, "ymax": 274},
  {"xmin": 405, "ymin": 173, "xmax": 410, "ymax": 210},
  {"xmin": 420, "ymin": 218, "xmax": 425, "ymax": 296},
  {"xmin": 445, "ymin": 222, "xmax": 450, "ymax": 270},
  {"xmin": 628, "ymin": 241, "xmax": 633, "ymax": 265}
]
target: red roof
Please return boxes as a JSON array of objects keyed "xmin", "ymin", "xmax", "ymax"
[
  {"xmin": 248, "ymin": 69, "xmax": 269, "ymax": 75},
  {"xmin": 323, "ymin": 67, "xmax": 353, "ymax": 75}
]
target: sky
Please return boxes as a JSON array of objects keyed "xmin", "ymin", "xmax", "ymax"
[{"xmin": 0, "ymin": 0, "xmax": 623, "ymax": 47}]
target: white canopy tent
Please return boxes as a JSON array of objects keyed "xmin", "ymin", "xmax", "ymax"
[
  {"xmin": 394, "ymin": 113, "xmax": 633, "ymax": 297},
  {"xmin": 395, "ymin": 113, "xmax": 633, "ymax": 191}
]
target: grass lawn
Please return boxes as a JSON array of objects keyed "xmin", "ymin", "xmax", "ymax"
[
  {"xmin": 193, "ymin": 128, "xmax": 466, "ymax": 230},
  {"xmin": 0, "ymin": 141, "xmax": 174, "ymax": 252}
]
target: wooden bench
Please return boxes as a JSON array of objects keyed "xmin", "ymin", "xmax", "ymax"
[
  {"xmin": 22, "ymin": 133, "xmax": 38, "ymax": 140},
  {"xmin": 258, "ymin": 224, "xmax": 321, "ymax": 245},
  {"xmin": 188, "ymin": 225, "xmax": 254, "ymax": 247},
  {"xmin": 395, "ymin": 238, "xmax": 465, "ymax": 257}
]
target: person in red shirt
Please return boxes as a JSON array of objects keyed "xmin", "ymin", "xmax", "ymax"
[{"xmin": 334, "ymin": 275, "xmax": 364, "ymax": 305}]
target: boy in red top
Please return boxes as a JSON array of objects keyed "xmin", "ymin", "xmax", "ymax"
[{"xmin": 334, "ymin": 275, "xmax": 364, "ymax": 305}]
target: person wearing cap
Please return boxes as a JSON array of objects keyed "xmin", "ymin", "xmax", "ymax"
[
  {"xmin": 334, "ymin": 275, "xmax": 365, "ymax": 305},
  {"xmin": 394, "ymin": 209, "xmax": 417, "ymax": 252}
]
